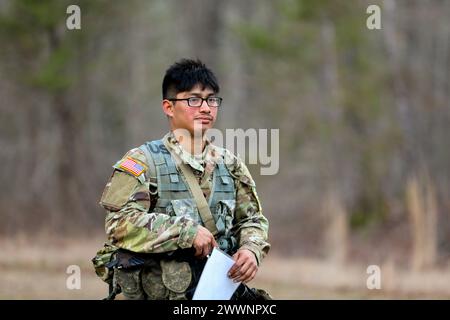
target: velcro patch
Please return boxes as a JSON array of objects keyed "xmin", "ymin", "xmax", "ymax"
[{"xmin": 119, "ymin": 157, "xmax": 147, "ymax": 177}]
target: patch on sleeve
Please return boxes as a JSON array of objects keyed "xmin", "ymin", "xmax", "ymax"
[{"xmin": 118, "ymin": 157, "xmax": 147, "ymax": 177}]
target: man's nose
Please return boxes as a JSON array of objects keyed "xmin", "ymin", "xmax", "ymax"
[{"xmin": 199, "ymin": 99, "xmax": 211, "ymax": 112}]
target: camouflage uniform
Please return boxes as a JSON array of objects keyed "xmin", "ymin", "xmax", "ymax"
[{"xmin": 98, "ymin": 132, "xmax": 270, "ymax": 300}]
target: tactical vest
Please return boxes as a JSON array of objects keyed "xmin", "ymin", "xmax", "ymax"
[{"xmin": 139, "ymin": 140, "xmax": 237, "ymax": 251}]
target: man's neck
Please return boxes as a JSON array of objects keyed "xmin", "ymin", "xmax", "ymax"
[{"xmin": 172, "ymin": 130, "xmax": 206, "ymax": 155}]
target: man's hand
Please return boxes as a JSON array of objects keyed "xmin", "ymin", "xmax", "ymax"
[
  {"xmin": 192, "ymin": 226, "xmax": 218, "ymax": 258},
  {"xmin": 228, "ymin": 249, "xmax": 258, "ymax": 283}
]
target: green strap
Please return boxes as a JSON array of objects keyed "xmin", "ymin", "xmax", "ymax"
[
  {"xmin": 163, "ymin": 138, "xmax": 218, "ymax": 236},
  {"xmin": 139, "ymin": 143, "xmax": 159, "ymax": 197},
  {"xmin": 139, "ymin": 144, "xmax": 157, "ymax": 182}
]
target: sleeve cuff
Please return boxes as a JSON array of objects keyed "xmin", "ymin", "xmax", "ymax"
[{"xmin": 178, "ymin": 220, "xmax": 198, "ymax": 249}]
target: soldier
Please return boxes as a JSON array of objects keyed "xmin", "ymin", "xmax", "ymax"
[{"xmin": 94, "ymin": 59, "xmax": 271, "ymax": 300}]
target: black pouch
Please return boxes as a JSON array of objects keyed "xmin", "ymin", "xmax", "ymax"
[{"xmin": 115, "ymin": 249, "xmax": 148, "ymax": 269}]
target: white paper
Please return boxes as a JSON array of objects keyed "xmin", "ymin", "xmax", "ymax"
[{"xmin": 192, "ymin": 247, "xmax": 241, "ymax": 300}]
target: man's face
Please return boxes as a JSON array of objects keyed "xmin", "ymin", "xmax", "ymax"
[{"xmin": 163, "ymin": 85, "xmax": 219, "ymax": 135}]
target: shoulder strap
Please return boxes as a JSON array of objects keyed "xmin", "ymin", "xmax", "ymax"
[
  {"xmin": 138, "ymin": 143, "xmax": 158, "ymax": 198},
  {"xmin": 162, "ymin": 139, "xmax": 218, "ymax": 236},
  {"xmin": 139, "ymin": 143, "xmax": 157, "ymax": 181}
]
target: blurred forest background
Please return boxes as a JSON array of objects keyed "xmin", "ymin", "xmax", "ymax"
[{"xmin": 1, "ymin": 0, "xmax": 450, "ymax": 299}]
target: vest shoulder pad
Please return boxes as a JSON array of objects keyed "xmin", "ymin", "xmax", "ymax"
[{"xmin": 220, "ymin": 147, "xmax": 256, "ymax": 187}]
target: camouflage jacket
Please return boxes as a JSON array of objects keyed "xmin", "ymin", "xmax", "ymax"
[{"xmin": 100, "ymin": 132, "xmax": 270, "ymax": 265}]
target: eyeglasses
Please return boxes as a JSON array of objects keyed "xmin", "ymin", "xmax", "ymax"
[{"xmin": 169, "ymin": 96, "xmax": 223, "ymax": 108}]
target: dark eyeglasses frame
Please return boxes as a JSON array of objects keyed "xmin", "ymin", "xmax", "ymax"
[{"xmin": 168, "ymin": 97, "xmax": 223, "ymax": 107}]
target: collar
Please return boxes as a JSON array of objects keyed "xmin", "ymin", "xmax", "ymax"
[{"xmin": 163, "ymin": 131, "xmax": 215, "ymax": 172}]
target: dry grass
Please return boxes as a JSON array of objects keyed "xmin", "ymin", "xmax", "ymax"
[{"xmin": 1, "ymin": 235, "xmax": 450, "ymax": 299}]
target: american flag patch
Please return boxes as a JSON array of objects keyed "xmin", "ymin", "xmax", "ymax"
[{"xmin": 119, "ymin": 157, "xmax": 146, "ymax": 177}]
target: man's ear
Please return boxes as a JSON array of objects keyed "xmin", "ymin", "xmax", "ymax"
[{"xmin": 162, "ymin": 99, "xmax": 174, "ymax": 117}]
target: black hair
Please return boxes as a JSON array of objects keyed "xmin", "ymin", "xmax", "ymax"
[{"xmin": 162, "ymin": 59, "xmax": 220, "ymax": 99}]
